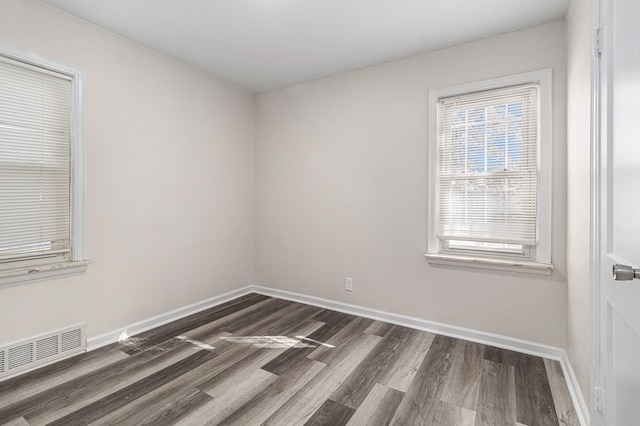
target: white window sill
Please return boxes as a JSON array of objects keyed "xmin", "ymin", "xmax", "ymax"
[
  {"xmin": 425, "ymin": 253, "xmax": 554, "ymax": 275},
  {"xmin": 0, "ymin": 260, "xmax": 91, "ymax": 286}
]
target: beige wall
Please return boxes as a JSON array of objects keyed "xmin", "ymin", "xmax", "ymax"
[
  {"xmin": 0, "ymin": 0, "xmax": 255, "ymax": 342},
  {"xmin": 255, "ymin": 20, "xmax": 569, "ymax": 347},
  {"xmin": 566, "ymin": 0, "xmax": 592, "ymax": 403}
]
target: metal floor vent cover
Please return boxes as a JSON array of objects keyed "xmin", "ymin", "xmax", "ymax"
[{"xmin": 0, "ymin": 324, "xmax": 85, "ymax": 380}]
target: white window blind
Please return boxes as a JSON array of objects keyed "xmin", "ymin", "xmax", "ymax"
[
  {"xmin": 0, "ymin": 58, "xmax": 72, "ymax": 262},
  {"xmin": 436, "ymin": 84, "xmax": 538, "ymax": 248}
]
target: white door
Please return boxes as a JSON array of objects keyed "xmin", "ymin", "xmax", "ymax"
[{"xmin": 596, "ymin": 0, "xmax": 640, "ymax": 423}]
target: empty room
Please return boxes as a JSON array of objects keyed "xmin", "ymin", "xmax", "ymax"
[{"xmin": 1, "ymin": 0, "xmax": 636, "ymax": 424}]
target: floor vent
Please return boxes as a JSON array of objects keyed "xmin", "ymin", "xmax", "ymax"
[{"xmin": 0, "ymin": 324, "xmax": 85, "ymax": 381}]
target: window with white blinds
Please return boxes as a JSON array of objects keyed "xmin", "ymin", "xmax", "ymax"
[
  {"xmin": 0, "ymin": 43, "xmax": 87, "ymax": 284},
  {"xmin": 436, "ymin": 84, "xmax": 538, "ymax": 253},
  {"xmin": 0, "ymin": 58, "xmax": 71, "ymax": 262},
  {"xmin": 427, "ymin": 69, "xmax": 553, "ymax": 272}
]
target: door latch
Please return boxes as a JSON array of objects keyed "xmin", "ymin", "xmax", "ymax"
[{"xmin": 612, "ymin": 264, "xmax": 640, "ymax": 281}]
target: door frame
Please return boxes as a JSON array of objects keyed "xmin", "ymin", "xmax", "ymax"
[{"xmin": 590, "ymin": 0, "xmax": 606, "ymax": 423}]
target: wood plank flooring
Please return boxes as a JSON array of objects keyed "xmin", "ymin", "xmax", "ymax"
[{"xmin": 0, "ymin": 294, "xmax": 580, "ymax": 425}]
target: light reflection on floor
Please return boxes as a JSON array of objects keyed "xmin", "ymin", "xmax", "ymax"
[
  {"xmin": 118, "ymin": 333, "xmax": 336, "ymax": 353},
  {"xmin": 220, "ymin": 335, "xmax": 316, "ymax": 349},
  {"xmin": 119, "ymin": 336, "xmax": 166, "ymax": 353}
]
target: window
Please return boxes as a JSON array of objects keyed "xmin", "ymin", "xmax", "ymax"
[
  {"xmin": 0, "ymin": 43, "xmax": 88, "ymax": 285},
  {"xmin": 426, "ymin": 70, "xmax": 553, "ymax": 274}
]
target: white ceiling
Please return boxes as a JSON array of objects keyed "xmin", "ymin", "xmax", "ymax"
[{"xmin": 40, "ymin": 0, "xmax": 569, "ymax": 93}]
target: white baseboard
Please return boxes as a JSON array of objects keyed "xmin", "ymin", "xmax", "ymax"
[
  {"xmin": 84, "ymin": 283, "xmax": 589, "ymax": 425},
  {"xmin": 86, "ymin": 285, "xmax": 254, "ymax": 351},
  {"xmin": 557, "ymin": 351, "xmax": 591, "ymax": 426},
  {"xmin": 253, "ymin": 286, "xmax": 562, "ymax": 358}
]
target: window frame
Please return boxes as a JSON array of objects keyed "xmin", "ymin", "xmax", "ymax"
[
  {"xmin": 426, "ymin": 69, "xmax": 554, "ymax": 275},
  {"xmin": 0, "ymin": 43, "xmax": 89, "ymax": 285}
]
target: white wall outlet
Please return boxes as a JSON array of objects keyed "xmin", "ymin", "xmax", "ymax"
[{"xmin": 345, "ymin": 277, "xmax": 354, "ymax": 292}]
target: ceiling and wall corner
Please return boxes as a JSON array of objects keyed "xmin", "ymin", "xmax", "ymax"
[{"xmin": 38, "ymin": 0, "xmax": 569, "ymax": 93}]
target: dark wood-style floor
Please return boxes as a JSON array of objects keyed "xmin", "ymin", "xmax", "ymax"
[{"xmin": 0, "ymin": 293, "xmax": 579, "ymax": 426}]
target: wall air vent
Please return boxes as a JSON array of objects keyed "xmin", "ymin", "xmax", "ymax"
[{"xmin": 0, "ymin": 324, "xmax": 85, "ymax": 381}]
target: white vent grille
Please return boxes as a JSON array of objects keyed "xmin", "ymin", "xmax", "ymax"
[
  {"xmin": 0, "ymin": 324, "xmax": 85, "ymax": 381},
  {"xmin": 37, "ymin": 335, "xmax": 59, "ymax": 361},
  {"xmin": 8, "ymin": 344, "xmax": 33, "ymax": 370},
  {"xmin": 61, "ymin": 329, "xmax": 82, "ymax": 352}
]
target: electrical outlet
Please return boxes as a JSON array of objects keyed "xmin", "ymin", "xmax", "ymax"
[{"xmin": 345, "ymin": 277, "xmax": 354, "ymax": 292}]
